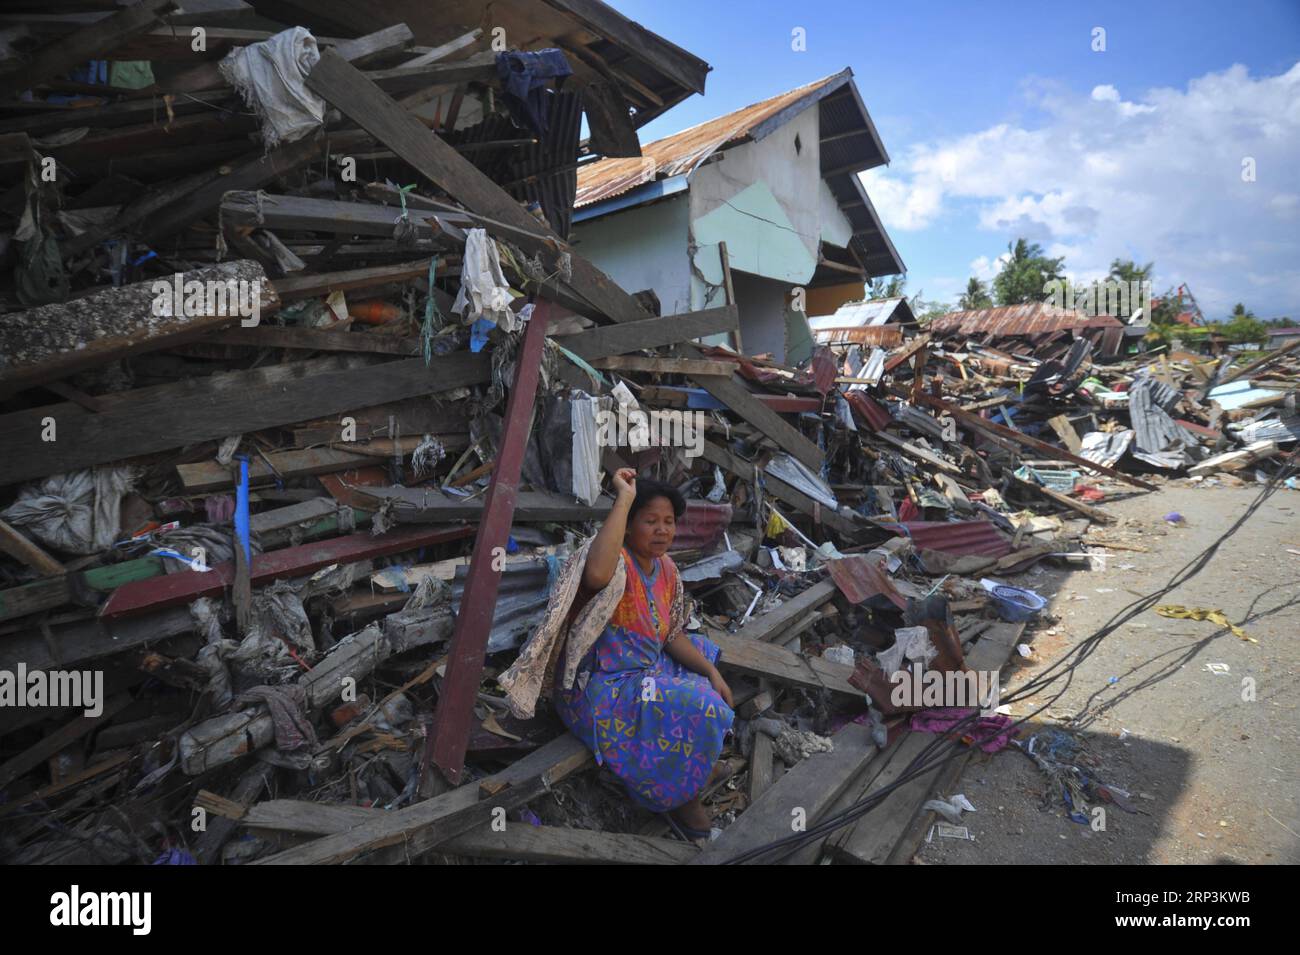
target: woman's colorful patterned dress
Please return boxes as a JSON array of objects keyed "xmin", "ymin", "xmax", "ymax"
[{"xmin": 555, "ymin": 549, "xmax": 735, "ymax": 812}]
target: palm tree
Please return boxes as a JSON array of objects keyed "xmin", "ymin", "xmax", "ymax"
[{"xmin": 958, "ymin": 277, "xmax": 992, "ymax": 311}]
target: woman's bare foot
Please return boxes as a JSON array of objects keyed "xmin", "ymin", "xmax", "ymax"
[{"xmin": 670, "ymin": 797, "xmax": 711, "ymax": 833}]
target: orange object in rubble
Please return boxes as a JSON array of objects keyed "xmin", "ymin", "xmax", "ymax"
[{"xmin": 350, "ymin": 300, "xmax": 403, "ymax": 324}]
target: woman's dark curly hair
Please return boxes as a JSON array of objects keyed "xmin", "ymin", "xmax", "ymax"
[{"xmin": 627, "ymin": 478, "xmax": 686, "ymax": 522}]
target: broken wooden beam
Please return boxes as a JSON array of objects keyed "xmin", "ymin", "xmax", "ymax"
[
  {"xmin": 253, "ymin": 732, "xmax": 593, "ymax": 864},
  {"xmin": 432, "ymin": 302, "xmax": 551, "ymax": 783},
  {"xmin": 710, "ymin": 630, "xmax": 859, "ymax": 697},
  {"xmin": 0, "ymin": 261, "xmax": 277, "ymax": 398},
  {"xmin": 692, "ymin": 372, "xmax": 824, "ymax": 473},
  {"xmin": 0, "ymin": 517, "xmax": 64, "ymax": 577},
  {"xmin": 912, "ymin": 392, "xmax": 1157, "ymax": 491},
  {"xmin": 0, "ymin": 352, "xmax": 488, "ymax": 487},
  {"xmin": 304, "ymin": 47, "xmax": 650, "ymax": 324},
  {"xmin": 0, "ymin": 0, "xmax": 177, "ymax": 99},
  {"xmin": 691, "ymin": 721, "xmax": 878, "ymax": 864}
]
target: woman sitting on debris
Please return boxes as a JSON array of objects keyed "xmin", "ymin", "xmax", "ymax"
[{"xmin": 499, "ymin": 469, "xmax": 734, "ymax": 838}]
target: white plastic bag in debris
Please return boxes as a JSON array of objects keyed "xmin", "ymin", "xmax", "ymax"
[
  {"xmin": 609, "ymin": 381, "xmax": 651, "ymax": 451},
  {"xmin": 571, "ymin": 395, "xmax": 603, "ymax": 505},
  {"xmin": 1, "ymin": 467, "xmax": 133, "ymax": 555},
  {"xmin": 452, "ymin": 228, "xmax": 517, "ymax": 330},
  {"xmin": 219, "ymin": 27, "xmax": 325, "ymax": 149}
]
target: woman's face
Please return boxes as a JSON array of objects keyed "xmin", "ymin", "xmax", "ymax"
[{"xmin": 626, "ymin": 496, "xmax": 677, "ymax": 559}]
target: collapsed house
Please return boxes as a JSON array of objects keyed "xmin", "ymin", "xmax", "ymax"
[
  {"xmin": 571, "ymin": 70, "xmax": 904, "ymax": 363},
  {"xmin": 0, "ymin": 0, "xmax": 1297, "ymax": 868}
]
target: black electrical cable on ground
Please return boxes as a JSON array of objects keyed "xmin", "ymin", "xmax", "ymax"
[{"xmin": 722, "ymin": 451, "xmax": 1299, "ymax": 864}]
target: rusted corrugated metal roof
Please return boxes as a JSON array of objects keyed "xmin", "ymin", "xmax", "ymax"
[
  {"xmin": 827, "ymin": 556, "xmax": 907, "ymax": 609},
  {"xmin": 576, "ymin": 72, "xmax": 848, "ymax": 206},
  {"xmin": 930, "ymin": 304, "xmax": 1124, "ymax": 340},
  {"xmin": 844, "ymin": 391, "xmax": 892, "ymax": 431},
  {"xmin": 812, "ymin": 325, "xmax": 903, "ymax": 348},
  {"xmin": 895, "ymin": 520, "xmax": 1011, "ymax": 558},
  {"xmin": 670, "ymin": 501, "xmax": 733, "ymax": 554}
]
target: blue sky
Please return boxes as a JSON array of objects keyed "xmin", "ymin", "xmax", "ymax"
[{"xmin": 614, "ymin": 0, "xmax": 1300, "ymax": 320}]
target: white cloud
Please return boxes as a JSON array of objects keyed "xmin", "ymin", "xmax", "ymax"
[{"xmin": 861, "ymin": 63, "xmax": 1300, "ymax": 317}]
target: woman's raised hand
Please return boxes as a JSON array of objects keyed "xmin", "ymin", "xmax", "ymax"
[{"xmin": 611, "ymin": 467, "xmax": 637, "ymax": 502}]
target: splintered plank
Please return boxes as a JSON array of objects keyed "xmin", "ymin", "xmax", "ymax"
[
  {"xmin": 304, "ymin": 47, "xmax": 650, "ymax": 324},
  {"xmin": 0, "ymin": 694, "xmax": 132, "ymax": 791},
  {"xmin": 98, "ymin": 524, "xmax": 473, "ymax": 618},
  {"xmin": 733, "ymin": 581, "xmax": 838, "ymax": 644},
  {"xmin": 554, "ymin": 307, "xmax": 738, "ymax": 359},
  {"xmin": 176, "ymin": 448, "xmax": 377, "ymax": 494},
  {"xmin": 0, "ymin": 517, "xmax": 64, "ymax": 577},
  {"xmin": 228, "ymin": 798, "xmax": 693, "ymax": 864},
  {"xmin": 271, "ymin": 260, "xmax": 433, "ymax": 302},
  {"xmin": 690, "ymin": 722, "xmax": 878, "ymax": 864},
  {"xmin": 253, "ymin": 733, "xmax": 594, "ymax": 865},
  {"xmin": 0, "ymin": 352, "xmax": 489, "ymax": 487},
  {"xmin": 0, "ymin": 261, "xmax": 277, "ymax": 397},
  {"xmin": 709, "ymin": 631, "xmax": 859, "ymax": 697}
]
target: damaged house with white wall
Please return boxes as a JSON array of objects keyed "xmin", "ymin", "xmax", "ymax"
[{"xmin": 570, "ymin": 69, "xmax": 905, "ymax": 364}]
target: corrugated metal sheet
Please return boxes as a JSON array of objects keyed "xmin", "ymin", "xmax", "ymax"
[
  {"xmin": 1236, "ymin": 415, "xmax": 1300, "ymax": 444},
  {"xmin": 576, "ymin": 72, "xmax": 847, "ymax": 206},
  {"xmin": 895, "ymin": 520, "xmax": 1012, "ymax": 558},
  {"xmin": 890, "ymin": 402, "xmax": 947, "ymax": 441},
  {"xmin": 827, "ymin": 555, "xmax": 906, "ymax": 609},
  {"xmin": 844, "ymin": 390, "xmax": 891, "ymax": 431},
  {"xmin": 930, "ymin": 304, "xmax": 1124, "ymax": 340},
  {"xmin": 765, "ymin": 453, "xmax": 838, "ymax": 508},
  {"xmin": 812, "ymin": 325, "xmax": 903, "ymax": 348},
  {"xmin": 680, "ymin": 549, "xmax": 744, "ymax": 583},
  {"xmin": 451, "ymin": 558, "xmax": 554, "ymax": 654},
  {"xmin": 449, "ymin": 90, "xmax": 582, "ymax": 237},
  {"xmin": 670, "ymin": 501, "xmax": 733, "ymax": 554},
  {"xmin": 1128, "ymin": 374, "xmax": 1199, "ymax": 468}
]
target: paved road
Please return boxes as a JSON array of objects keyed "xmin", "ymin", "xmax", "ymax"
[{"xmin": 915, "ymin": 480, "xmax": 1300, "ymax": 865}]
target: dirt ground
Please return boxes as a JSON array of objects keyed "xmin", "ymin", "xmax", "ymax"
[{"xmin": 913, "ymin": 479, "xmax": 1300, "ymax": 865}]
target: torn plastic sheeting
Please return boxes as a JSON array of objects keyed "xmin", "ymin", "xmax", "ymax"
[
  {"xmin": 219, "ymin": 27, "xmax": 325, "ymax": 149},
  {"xmin": 764, "ymin": 453, "xmax": 838, "ymax": 509},
  {"xmin": 826, "ymin": 554, "xmax": 907, "ymax": 609},
  {"xmin": 1, "ymin": 466, "xmax": 134, "ymax": 555},
  {"xmin": 452, "ymin": 557, "xmax": 555, "ymax": 654},
  {"xmin": 680, "ymin": 549, "xmax": 744, "ymax": 583},
  {"xmin": 570, "ymin": 395, "xmax": 602, "ymax": 506},
  {"xmin": 670, "ymin": 501, "xmax": 733, "ymax": 554},
  {"xmin": 895, "ymin": 520, "xmax": 1012, "ymax": 558},
  {"xmin": 451, "ymin": 228, "xmax": 516, "ymax": 330}
]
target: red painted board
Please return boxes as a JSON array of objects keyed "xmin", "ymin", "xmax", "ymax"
[{"xmin": 98, "ymin": 524, "xmax": 473, "ymax": 618}]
